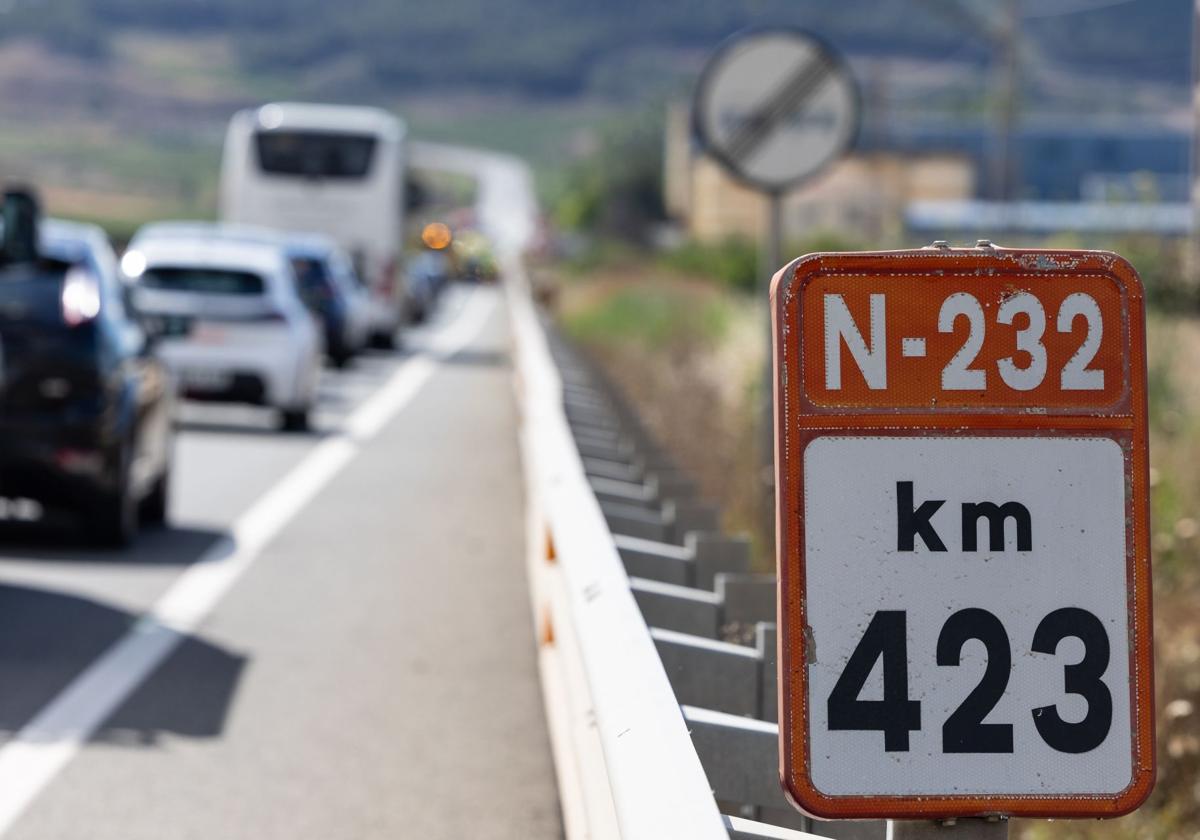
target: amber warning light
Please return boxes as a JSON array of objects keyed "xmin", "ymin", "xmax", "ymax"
[
  {"xmin": 771, "ymin": 244, "xmax": 1153, "ymax": 821},
  {"xmin": 421, "ymin": 222, "xmax": 453, "ymax": 251}
]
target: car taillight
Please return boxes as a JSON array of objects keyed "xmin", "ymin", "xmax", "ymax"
[
  {"xmin": 61, "ymin": 265, "xmax": 101, "ymax": 326},
  {"xmin": 379, "ymin": 258, "xmax": 396, "ymax": 296}
]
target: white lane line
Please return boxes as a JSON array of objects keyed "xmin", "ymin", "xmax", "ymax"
[{"xmin": 0, "ymin": 286, "xmax": 497, "ymax": 835}]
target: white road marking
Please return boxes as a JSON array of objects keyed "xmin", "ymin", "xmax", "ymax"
[{"xmin": 0, "ymin": 286, "xmax": 497, "ymax": 835}]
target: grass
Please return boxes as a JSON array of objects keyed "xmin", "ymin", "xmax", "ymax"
[
  {"xmin": 0, "ymin": 124, "xmax": 221, "ymax": 236},
  {"xmin": 557, "ymin": 260, "xmax": 765, "ymax": 550},
  {"xmin": 565, "ymin": 284, "xmax": 732, "ymax": 350},
  {"xmin": 111, "ymin": 30, "xmax": 296, "ymax": 103}
]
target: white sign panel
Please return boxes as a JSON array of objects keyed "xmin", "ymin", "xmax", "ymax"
[{"xmin": 804, "ymin": 435, "xmax": 1132, "ymax": 797}]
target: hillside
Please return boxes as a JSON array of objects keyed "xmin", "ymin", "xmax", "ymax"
[
  {"xmin": 1, "ymin": 0, "xmax": 1191, "ymax": 99},
  {"xmin": 0, "ymin": 0, "xmax": 1189, "ymax": 234}
]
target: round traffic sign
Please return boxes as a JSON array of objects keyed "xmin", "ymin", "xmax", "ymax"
[{"xmin": 693, "ymin": 29, "xmax": 859, "ymax": 193}]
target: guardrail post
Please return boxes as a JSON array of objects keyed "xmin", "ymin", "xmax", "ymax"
[
  {"xmin": 630, "ymin": 578, "xmax": 722, "ymax": 638},
  {"xmin": 635, "ymin": 449, "xmax": 677, "ymax": 474},
  {"xmin": 582, "ymin": 456, "xmax": 641, "ymax": 483},
  {"xmin": 566, "ymin": 406, "xmax": 619, "ymax": 431},
  {"xmin": 665, "ymin": 499, "xmax": 721, "ymax": 542},
  {"xmin": 589, "ymin": 476, "xmax": 655, "ymax": 509},
  {"xmin": 600, "ymin": 500, "xmax": 669, "ymax": 542},
  {"xmin": 688, "ymin": 532, "xmax": 751, "ymax": 590},
  {"xmin": 716, "ymin": 573, "xmax": 777, "ymax": 625},
  {"xmin": 645, "ymin": 468, "xmax": 697, "ymax": 502},
  {"xmin": 651, "ymin": 629, "xmax": 761, "ymax": 716},
  {"xmin": 755, "ymin": 622, "xmax": 777, "ymax": 723},
  {"xmin": 613, "ymin": 535, "xmax": 693, "ymax": 585}
]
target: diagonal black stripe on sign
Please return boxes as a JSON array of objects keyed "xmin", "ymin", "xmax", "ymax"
[{"xmin": 724, "ymin": 52, "xmax": 834, "ymax": 165}]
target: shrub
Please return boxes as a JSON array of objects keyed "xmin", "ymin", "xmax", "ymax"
[{"xmin": 659, "ymin": 238, "xmax": 759, "ymax": 293}]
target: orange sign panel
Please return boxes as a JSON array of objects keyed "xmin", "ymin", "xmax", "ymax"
[{"xmin": 772, "ymin": 245, "xmax": 1154, "ymax": 821}]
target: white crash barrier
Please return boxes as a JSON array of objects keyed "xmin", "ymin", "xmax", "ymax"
[{"xmin": 508, "ymin": 260, "xmax": 746, "ymax": 840}]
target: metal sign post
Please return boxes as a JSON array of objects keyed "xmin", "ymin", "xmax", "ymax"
[
  {"xmin": 759, "ymin": 191, "xmax": 784, "ymax": 494},
  {"xmin": 888, "ymin": 819, "xmax": 1009, "ymax": 840},
  {"xmin": 771, "ymin": 244, "xmax": 1155, "ymax": 829},
  {"xmin": 692, "ymin": 28, "xmax": 860, "ymax": 547}
]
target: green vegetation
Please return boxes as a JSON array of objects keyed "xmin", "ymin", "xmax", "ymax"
[
  {"xmin": 657, "ymin": 232, "xmax": 873, "ymax": 294},
  {"xmin": 564, "ymin": 283, "xmax": 732, "ymax": 350},
  {"xmin": 0, "ymin": 122, "xmax": 220, "ymax": 237},
  {"xmin": 658, "ymin": 239, "xmax": 759, "ymax": 294},
  {"xmin": 408, "ymin": 99, "xmax": 623, "ymax": 208},
  {"xmin": 551, "ymin": 113, "xmax": 666, "ymax": 243},
  {"xmin": 1042, "ymin": 232, "xmax": 1198, "ymax": 313},
  {"xmin": 1118, "ymin": 236, "xmax": 1197, "ymax": 313},
  {"xmin": 557, "ymin": 262, "xmax": 764, "ymax": 549}
]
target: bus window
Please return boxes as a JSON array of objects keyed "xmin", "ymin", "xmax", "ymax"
[{"xmin": 255, "ymin": 131, "xmax": 377, "ymax": 179}]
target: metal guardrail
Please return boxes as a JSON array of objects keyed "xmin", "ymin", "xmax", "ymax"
[{"xmin": 506, "ymin": 261, "xmax": 853, "ymax": 840}]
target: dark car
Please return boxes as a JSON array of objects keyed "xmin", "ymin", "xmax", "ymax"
[
  {"xmin": 405, "ymin": 249, "xmax": 450, "ymax": 323},
  {"xmin": 288, "ymin": 236, "xmax": 370, "ymax": 367},
  {"xmin": 0, "ymin": 196, "xmax": 174, "ymax": 546}
]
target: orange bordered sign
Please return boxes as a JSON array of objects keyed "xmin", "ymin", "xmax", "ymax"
[{"xmin": 771, "ymin": 244, "xmax": 1154, "ymax": 821}]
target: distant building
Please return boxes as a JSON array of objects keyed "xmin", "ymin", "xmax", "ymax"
[
  {"xmin": 664, "ymin": 103, "xmax": 975, "ymax": 244},
  {"xmin": 665, "ymin": 101, "xmax": 1191, "ymax": 243},
  {"xmin": 868, "ymin": 121, "xmax": 1189, "ymax": 202},
  {"xmin": 906, "ymin": 200, "xmax": 1191, "ymax": 237}
]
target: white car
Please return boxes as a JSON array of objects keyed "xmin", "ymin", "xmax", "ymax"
[{"xmin": 122, "ymin": 223, "xmax": 323, "ymax": 431}]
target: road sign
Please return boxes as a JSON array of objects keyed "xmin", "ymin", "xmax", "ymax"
[
  {"xmin": 771, "ymin": 244, "xmax": 1154, "ymax": 821},
  {"xmin": 692, "ymin": 29, "xmax": 859, "ymax": 193}
]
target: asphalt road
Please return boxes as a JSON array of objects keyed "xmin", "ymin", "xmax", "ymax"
[{"xmin": 0, "ymin": 278, "xmax": 563, "ymax": 838}]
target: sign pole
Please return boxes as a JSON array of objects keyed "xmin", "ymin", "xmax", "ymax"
[
  {"xmin": 760, "ymin": 189, "xmax": 784, "ymax": 545},
  {"xmin": 888, "ymin": 819, "xmax": 1009, "ymax": 839}
]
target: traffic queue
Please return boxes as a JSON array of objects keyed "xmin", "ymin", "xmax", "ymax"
[{"xmin": 0, "ymin": 102, "xmax": 476, "ymax": 547}]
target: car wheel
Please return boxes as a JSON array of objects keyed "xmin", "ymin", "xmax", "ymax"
[
  {"xmin": 89, "ymin": 444, "xmax": 137, "ymax": 547},
  {"xmin": 280, "ymin": 407, "xmax": 310, "ymax": 433},
  {"xmin": 140, "ymin": 466, "xmax": 170, "ymax": 527},
  {"xmin": 369, "ymin": 330, "xmax": 397, "ymax": 350}
]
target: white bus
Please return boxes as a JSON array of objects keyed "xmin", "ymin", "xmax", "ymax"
[{"xmin": 219, "ymin": 102, "xmax": 408, "ymax": 347}]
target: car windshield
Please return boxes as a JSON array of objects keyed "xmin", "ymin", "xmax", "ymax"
[
  {"xmin": 140, "ymin": 266, "xmax": 265, "ymax": 296},
  {"xmin": 255, "ymin": 131, "xmax": 376, "ymax": 178}
]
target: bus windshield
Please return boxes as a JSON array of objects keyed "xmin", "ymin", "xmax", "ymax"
[{"xmin": 254, "ymin": 131, "xmax": 377, "ymax": 179}]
